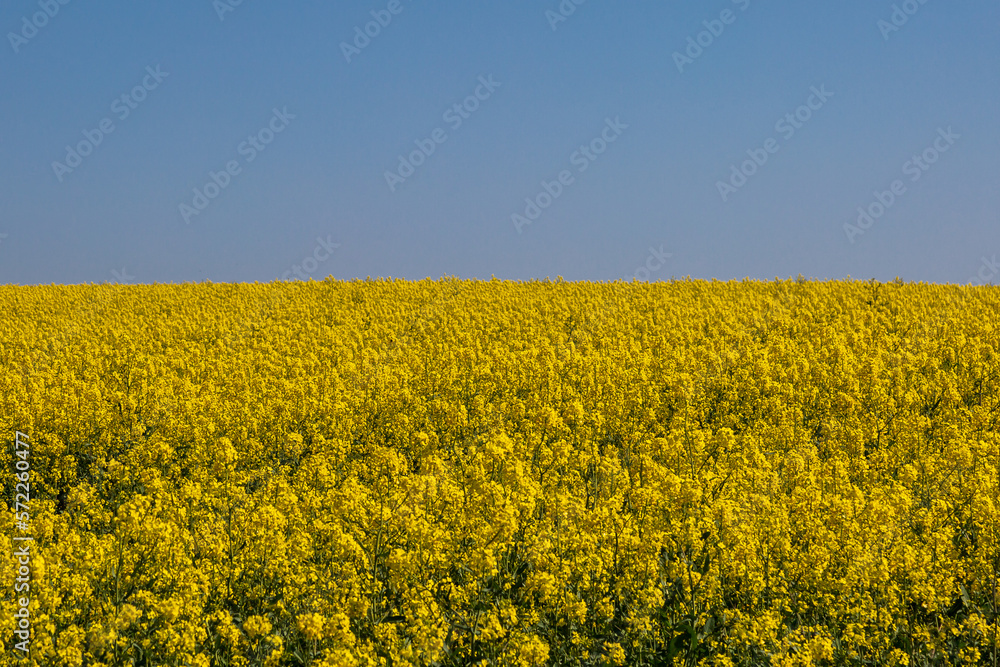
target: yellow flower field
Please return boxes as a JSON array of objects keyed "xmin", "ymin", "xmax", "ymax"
[{"xmin": 1, "ymin": 277, "xmax": 998, "ymax": 666}]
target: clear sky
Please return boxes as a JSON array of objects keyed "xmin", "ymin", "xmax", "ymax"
[{"xmin": 1, "ymin": 1, "xmax": 997, "ymax": 285}]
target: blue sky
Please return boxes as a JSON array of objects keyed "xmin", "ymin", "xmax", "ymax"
[{"xmin": 1, "ymin": 1, "xmax": 997, "ymax": 285}]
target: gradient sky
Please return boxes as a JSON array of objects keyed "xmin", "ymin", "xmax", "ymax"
[{"xmin": 1, "ymin": 1, "xmax": 997, "ymax": 285}]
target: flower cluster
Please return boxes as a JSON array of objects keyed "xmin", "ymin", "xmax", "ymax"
[{"xmin": 1, "ymin": 277, "xmax": 998, "ymax": 666}]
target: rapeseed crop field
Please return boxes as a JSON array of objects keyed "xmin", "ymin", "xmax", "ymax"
[{"xmin": 2, "ymin": 277, "xmax": 998, "ymax": 666}]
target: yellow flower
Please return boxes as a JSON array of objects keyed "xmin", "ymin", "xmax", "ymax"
[
  {"xmin": 243, "ymin": 615, "xmax": 272, "ymax": 640},
  {"xmin": 2, "ymin": 278, "xmax": 997, "ymax": 665},
  {"xmin": 297, "ymin": 612, "xmax": 326, "ymax": 641}
]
